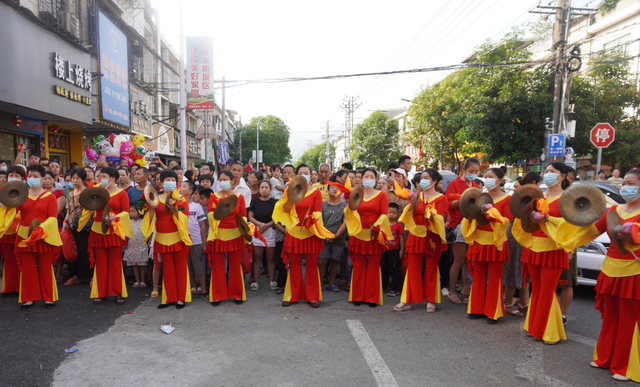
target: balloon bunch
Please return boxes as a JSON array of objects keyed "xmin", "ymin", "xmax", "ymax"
[{"xmin": 85, "ymin": 133, "xmax": 153, "ymax": 168}]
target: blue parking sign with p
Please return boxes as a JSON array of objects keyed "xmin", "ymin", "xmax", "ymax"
[{"xmin": 548, "ymin": 134, "xmax": 565, "ymax": 156}]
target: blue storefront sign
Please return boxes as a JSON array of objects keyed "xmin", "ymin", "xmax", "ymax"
[
  {"xmin": 98, "ymin": 11, "xmax": 129, "ymax": 128},
  {"xmin": 218, "ymin": 141, "xmax": 229, "ymax": 164},
  {"xmin": 548, "ymin": 134, "xmax": 565, "ymax": 157}
]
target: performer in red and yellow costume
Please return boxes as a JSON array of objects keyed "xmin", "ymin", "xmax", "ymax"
[
  {"xmin": 142, "ymin": 170, "xmax": 192, "ymax": 309},
  {"xmin": 78, "ymin": 167, "xmax": 133, "ymax": 304},
  {"xmin": 0, "ymin": 166, "xmax": 26, "ymax": 295},
  {"xmin": 512, "ymin": 162, "xmax": 594, "ymax": 344},
  {"xmin": 273, "ymin": 164, "xmax": 334, "ymax": 308},
  {"xmin": 0, "ymin": 165, "xmax": 63, "ymax": 309},
  {"xmin": 394, "ymin": 169, "xmax": 447, "ymax": 312},
  {"xmin": 207, "ymin": 170, "xmax": 247, "ymax": 306},
  {"xmin": 589, "ymin": 169, "xmax": 640, "ymax": 382},
  {"xmin": 345, "ymin": 167, "xmax": 392, "ymax": 307},
  {"xmin": 462, "ymin": 168, "xmax": 512, "ymax": 323}
]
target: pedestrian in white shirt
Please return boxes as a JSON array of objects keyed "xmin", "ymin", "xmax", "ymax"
[{"xmin": 215, "ymin": 162, "xmax": 251, "ymax": 208}]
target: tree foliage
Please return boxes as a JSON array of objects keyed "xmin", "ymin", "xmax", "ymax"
[
  {"xmin": 229, "ymin": 115, "xmax": 292, "ymax": 166},
  {"xmin": 350, "ymin": 110, "xmax": 402, "ymax": 169},
  {"xmin": 294, "ymin": 143, "xmax": 335, "ymax": 170}
]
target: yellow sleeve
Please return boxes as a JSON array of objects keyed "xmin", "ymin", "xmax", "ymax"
[
  {"xmin": 461, "ymin": 218, "xmax": 477, "ymax": 245},
  {"xmin": 344, "ymin": 206, "xmax": 362, "ymax": 237},
  {"xmin": 0, "ymin": 207, "xmax": 16, "ymax": 238},
  {"xmin": 511, "ymin": 219, "xmax": 533, "ymax": 248},
  {"xmin": 543, "ymin": 218, "xmax": 601, "ymax": 252},
  {"xmin": 309, "ymin": 211, "xmax": 335, "ymax": 239},
  {"xmin": 173, "ymin": 211, "xmax": 193, "ymax": 246},
  {"xmin": 206, "ymin": 212, "xmax": 220, "ymax": 242},
  {"xmin": 40, "ymin": 217, "xmax": 62, "ymax": 246},
  {"xmin": 429, "ymin": 214, "xmax": 447, "ymax": 244},
  {"xmin": 490, "ymin": 216, "xmax": 510, "ymax": 251},
  {"xmin": 77, "ymin": 209, "xmax": 93, "ymax": 231},
  {"xmin": 141, "ymin": 212, "xmax": 156, "ymax": 243},
  {"xmin": 111, "ymin": 211, "xmax": 134, "ymax": 240},
  {"xmin": 373, "ymin": 213, "xmax": 393, "ymax": 246},
  {"xmin": 272, "ymin": 198, "xmax": 299, "ymax": 230},
  {"xmin": 398, "ymin": 204, "xmax": 416, "ymax": 233}
]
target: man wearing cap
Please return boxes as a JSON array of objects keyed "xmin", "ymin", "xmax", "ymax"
[{"xmin": 388, "ymin": 168, "xmax": 409, "ymax": 212}]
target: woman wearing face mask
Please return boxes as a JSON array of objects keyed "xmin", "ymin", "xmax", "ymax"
[
  {"xmin": 206, "ymin": 169, "xmax": 248, "ymax": 306},
  {"xmin": 142, "ymin": 170, "xmax": 192, "ymax": 309},
  {"xmin": 461, "ymin": 168, "xmax": 513, "ymax": 324},
  {"xmin": 445, "ymin": 158, "xmax": 481, "ymax": 304},
  {"xmin": 10, "ymin": 165, "xmax": 63, "ymax": 309},
  {"xmin": 43, "ymin": 171, "xmax": 67, "ymax": 283},
  {"xmin": 511, "ymin": 162, "xmax": 577, "ymax": 344},
  {"xmin": 0, "ymin": 166, "xmax": 26, "ymax": 295},
  {"xmin": 394, "ymin": 169, "xmax": 447, "ymax": 312},
  {"xmin": 273, "ymin": 163, "xmax": 334, "ymax": 308},
  {"xmin": 586, "ymin": 169, "xmax": 640, "ymax": 381},
  {"xmin": 344, "ymin": 167, "xmax": 392, "ymax": 307},
  {"xmin": 77, "ymin": 167, "xmax": 133, "ymax": 305}
]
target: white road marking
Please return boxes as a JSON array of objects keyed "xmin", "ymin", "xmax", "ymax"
[
  {"xmin": 566, "ymin": 331, "xmax": 598, "ymax": 347},
  {"xmin": 346, "ymin": 319, "xmax": 399, "ymax": 387}
]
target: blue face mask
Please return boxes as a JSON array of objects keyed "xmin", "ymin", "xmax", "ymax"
[
  {"xmin": 27, "ymin": 178, "xmax": 41, "ymax": 188},
  {"xmin": 8, "ymin": 177, "xmax": 20, "ymax": 182},
  {"xmin": 65, "ymin": 182, "xmax": 74, "ymax": 189},
  {"xmin": 465, "ymin": 173, "xmax": 478, "ymax": 181},
  {"xmin": 543, "ymin": 172, "xmax": 560, "ymax": 187},
  {"xmin": 163, "ymin": 181, "xmax": 177, "ymax": 192},
  {"xmin": 484, "ymin": 178, "xmax": 498, "ymax": 190},
  {"xmin": 362, "ymin": 179, "xmax": 376, "ymax": 189},
  {"xmin": 419, "ymin": 179, "xmax": 432, "ymax": 190},
  {"xmin": 100, "ymin": 179, "xmax": 110, "ymax": 188},
  {"xmin": 0, "ymin": 166, "xmax": 6, "ymax": 171},
  {"xmin": 303, "ymin": 175, "xmax": 311, "ymax": 184},
  {"xmin": 621, "ymin": 186, "xmax": 640, "ymax": 202},
  {"xmin": 218, "ymin": 181, "xmax": 231, "ymax": 191}
]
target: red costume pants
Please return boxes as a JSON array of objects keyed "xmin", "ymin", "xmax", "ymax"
[
  {"xmin": 283, "ymin": 253, "xmax": 320, "ymax": 303},
  {"xmin": 19, "ymin": 252, "xmax": 58, "ymax": 303},
  {"xmin": 160, "ymin": 248, "xmax": 190, "ymax": 304},
  {"xmin": 91, "ymin": 246, "xmax": 127, "ymax": 299},
  {"xmin": 1, "ymin": 243, "xmax": 19, "ymax": 293},
  {"xmin": 401, "ymin": 252, "xmax": 440, "ymax": 304},
  {"xmin": 209, "ymin": 251, "xmax": 245, "ymax": 302},
  {"xmin": 350, "ymin": 253, "xmax": 383, "ymax": 305},
  {"xmin": 525, "ymin": 264, "xmax": 566, "ymax": 342},
  {"xmin": 468, "ymin": 261, "xmax": 505, "ymax": 320},
  {"xmin": 593, "ymin": 294, "xmax": 640, "ymax": 382}
]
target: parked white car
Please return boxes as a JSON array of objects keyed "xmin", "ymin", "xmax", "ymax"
[{"xmin": 576, "ymin": 233, "xmax": 610, "ymax": 286}]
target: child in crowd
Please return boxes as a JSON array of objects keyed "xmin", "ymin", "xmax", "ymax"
[
  {"xmin": 181, "ymin": 181, "xmax": 207, "ymax": 295},
  {"xmin": 125, "ymin": 205, "xmax": 148, "ymax": 288},
  {"xmin": 269, "ymin": 163, "xmax": 285, "ymax": 200},
  {"xmin": 199, "ymin": 187, "xmax": 212, "ymax": 277},
  {"xmin": 381, "ymin": 203, "xmax": 405, "ymax": 297},
  {"xmin": 199, "ymin": 174, "xmax": 214, "ymax": 189},
  {"xmin": 318, "ymin": 182, "xmax": 347, "ymax": 292}
]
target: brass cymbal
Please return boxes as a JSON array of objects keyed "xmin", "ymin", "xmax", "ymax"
[
  {"xmin": 235, "ymin": 214, "xmax": 252, "ymax": 242},
  {"xmin": 78, "ymin": 187, "xmax": 109, "ymax": 211},
  {"xmin": 287, "ymin": 176, "xmax": 308, "ymax": 205},
  {"xmin": 459, "ymin": 187, "xmax": 482, "ymax": 221},
  {"xmin": 0, "ymin": 181, "xmax": 28, "ymax": 208},
  {"xmin": 348, "ymin": 185, "xmax": 364, "ymax": 211},
  {"xmin": 101, "ymin": 204, "xmax": 111, "ymax": 234},
  {"xmin": 559, "ymin": 184, "xmax": 607, "ymax": 226},
  {"xmin": 520, "ymin": 199, "xmax": 541, "ymax": 233},
  {"xmin": 474, "ymin": 193, "xmax": 494, "ymax": 227},
  {"xmin": 213, "ymin": 194, "xmax": 238, "ymax": 221},
  {"xmin": 509, "ymin": 185, "xmax": 543, "ymax": 219},
  {"xmin": 144, "ymin": 184, "xmax": 159, "ymax": 209},
  {"xmin": 607, "ymin": 210, "xmax": 627, "ymax": 255}
]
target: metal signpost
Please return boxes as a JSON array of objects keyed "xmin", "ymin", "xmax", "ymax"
[{"xmin": 590, "ymin": 123, "xmax": 615, "ymax": 174}]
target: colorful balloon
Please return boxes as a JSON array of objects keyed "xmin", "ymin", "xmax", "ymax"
[
  {"xmin": 85, "ymin": 147, "xmax": 98, "ymax": 161},
  {"xmin": 134, "ymin": 159, "xmax": 147, "ymax": 167},
  {"xmin": 105, "ymin": 156, "xmax": 120, "ymax": 166},
  {"xmin": 120, "ymin": 141, "xmax": 134, "ymax": 155},
  {"xmin": 103, "ymin": 146, "xmax": 121, "ymax": 158},
  {"xmin": 130, "ymin": 147, "xmax": 144, "ymax": 160},
  {"xmin": 132, "ymin": 134, "xmax": 145, "ymax": 146},
  {"xmin": 121, "ymin": 155, "xmax": 133, "ymax": 167}
]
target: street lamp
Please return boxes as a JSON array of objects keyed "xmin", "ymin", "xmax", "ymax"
[{"xmin": 256, "ymin": 116, "xmax": 266, "ymax": 171}]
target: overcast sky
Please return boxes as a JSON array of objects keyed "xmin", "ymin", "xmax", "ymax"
[{"xmin": 149, "ymin": 0, "xmax": 564, "ymax": 161}]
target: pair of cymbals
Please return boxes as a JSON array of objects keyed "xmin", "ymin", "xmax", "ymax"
[
  {"xmin": 287, "ymin": 176, "xmax": 308, "ymax": 205},
  {"xmin": 349, "ymin": 186, "xmax": 364, "ymax": 211},
  {"xmin": 509, "ymin": 185, "xmax": 544, "ymax": 233},
  {"xmin": 559, "ymin": 184, "xmax": 607, "ymax": 227},
  {"xmin": 458, "ymin": 188, "xmax": 492, "ymax": 226},
  {"xmin": 213, "ymin": 195, "xmax": 238, "ymax": 221},
  {"xmin": 0, "ymin": 181, "xmax": 28, "ymax": 208},
  {"xmin": 79, "ymin": 187, "xmax": 109, "ymax": 211},
  {"xmin": 144, "ymin": 185, "xmax": 159, "ymax": 209}
]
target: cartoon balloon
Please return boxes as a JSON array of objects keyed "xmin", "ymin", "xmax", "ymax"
[
  {"xmin": 120, "ymin": 141, "xmax": 134, "ymax": 155},
  {"xmin": 121, "ymin": 155, "xmax": 133, "ymax": 167},
  {"xmin": 105, "ymin": 156, "xmax": 120, "ymax": 166},
  {"xmin": 85, "ymin": 147, "xmax": 98, "ymax": 161},
  {"xmin": 144, "ymin": 151, "xmax": 157, "ymax": 161},
  {"xmin": 112, "ymin": 134, "xmax": 128, "ymax": 150},
  {"xmin": 103, "ymin": 146, "xmax": 121, "ymax": 158},
  {"xmin": 132, "ymin": 134, "xmax": 145, "ymax": 146},
  {"xmin": 130, "ymin": 147, "xmax": 144, "ymax": 160},
  {"xmin": 95, "ymin": 138, "xmax": 111, "ymax": 154},
  {"xmin": 135, "ymin": 159, "xmax": 147, "ymax": 167},
  {"xmin": 109, "ymin": 133, "xmax": 117, "ymax": 144}
]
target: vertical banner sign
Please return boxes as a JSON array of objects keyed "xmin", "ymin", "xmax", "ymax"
[
  {"xmin": 186, "ymin": 37, "xmax": 215, "ymax": 109},
  {"xmin": 218, "ymin": 141, "xmax": 229, "ymax": 164},
  {"xmin": 98, "ymin": 11, "xmax": 129, "ymax": 128}
]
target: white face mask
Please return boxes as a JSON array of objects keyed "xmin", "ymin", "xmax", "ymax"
[{"xmin": 484, "ymin": 178, "xmax": 498, "ymax": 190}]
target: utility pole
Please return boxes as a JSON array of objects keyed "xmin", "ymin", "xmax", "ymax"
[
  {"xmin": 551, "ymin": 0, "xmax": 570, "ymax": 135},
  {"xmin": 323, "ymin": 120, "xmax": 332, "ymax": 166},
  {"xmin": 222, "ymin": 76, "xmax": 227, "ymax": 142},
  {"xmin": 340, "ymin": 96, "xmax": 361, "ymax": 162},
  {"xmin": 178, "ymin": 0, "xmax": 187, "ymax": 168}
]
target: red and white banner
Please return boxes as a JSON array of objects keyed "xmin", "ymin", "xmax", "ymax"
[{"xmin": 186, "ymin": 36, "xmax": 214, "ymax": 110}]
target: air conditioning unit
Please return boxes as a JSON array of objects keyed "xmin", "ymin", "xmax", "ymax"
[
  {"xmin": 65, "ymin": 13, "xmax": 80, "ymax": 38},
  {"xmin": 143, "ymin": 73, "xmax": 150, "ymax": 83}
]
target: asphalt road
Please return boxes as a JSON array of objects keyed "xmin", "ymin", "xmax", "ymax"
[{"xmin": 0, "ymin": 275, "xmax": 619, "ymax": 387}]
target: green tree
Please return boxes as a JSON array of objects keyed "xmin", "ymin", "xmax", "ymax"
[
  {"xmin": 294, "ymin": 143, "xmax": 335, "ymax": 170},
  {"xmin": 350, "ymin": 110, "xmax": 402, "ymax": 169},
  {"xmin": 229, "ymin": 115, "xmax": 292, "ymax": 166}
]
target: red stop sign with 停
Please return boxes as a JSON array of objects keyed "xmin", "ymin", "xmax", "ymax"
[{"xmin": 590, "ymin": 123, "xmax": 615, "ymax": 148}]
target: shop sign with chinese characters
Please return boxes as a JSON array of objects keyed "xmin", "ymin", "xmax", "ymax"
[
  {"xmin": 186, "ymin": 36, "xmax": 214, "ymax": 109},
  {"xmin": 53, "ymin": 52, "xmax": 92, "ymax": 106}
]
